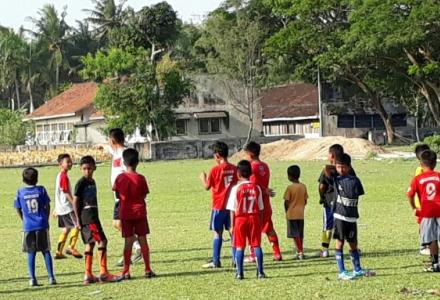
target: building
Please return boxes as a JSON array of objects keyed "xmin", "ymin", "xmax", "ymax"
[{"xmin": 24, "ymin": 82, "xmax": 106, "ymax": 145}]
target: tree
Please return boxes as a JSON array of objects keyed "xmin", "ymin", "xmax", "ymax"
[{"xmin": 0, "ymin": 109, "xmax": 29, "ymax": 146}]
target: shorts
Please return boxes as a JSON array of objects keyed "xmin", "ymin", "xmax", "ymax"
[
  {"xmin": 421, "ymin": 218, "xmax": 440, "ymax": 245},
  {"xmin": 81, "ymin": 222, "xmax": 107, "ymax": 244},
  {"xmin": 113, "ymin": 200, "xmax": 120, "ymax": 220},
  {"xmin": 233, "ymin": 215, "xmax": 262, "ymax": 249},
  {"xmin": 209, "ymin": 210, "xmax": 230, "ymax": 232},
  {"xmin": 333, "ymin": 219, "xmax": 357, "ymax": 243},
  {"xmin": 22, "ymin": 229, "xmax": 50, "ymax": 253},
  {"xmin": 121, "ymin": 218, "xmax": 150, "ymax": 238},
  {"xmin": 323, "ymin": 206, "xmax": 334, "ymax": 231},
  {"xmin": 261, "ymin": 210, "xmax": 275, "ymax": 234},
  {"xmin": 287, "ymin": 220, "xmax": 304, "ymax": 239},
  {"xmin": 58, "ymin": 212, "xmax": 77, "ymax": 229}
]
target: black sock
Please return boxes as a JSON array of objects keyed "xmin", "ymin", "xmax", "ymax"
[{"xmin": 432, "ymin": 254, "xmax": 438, "ymax": 265}]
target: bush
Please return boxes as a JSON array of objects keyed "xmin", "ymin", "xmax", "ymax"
[
  {"xmin": 0, "ymin": 109, "xmax": 28, "ymax": 147},
  {"xmin": 423, "ymin": 134, "xmax": 440, "ymax": 155}
]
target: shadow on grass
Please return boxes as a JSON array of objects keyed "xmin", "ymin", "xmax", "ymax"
[
  {"xmin": 0, "ymin": 281, "xmax": 85, "ymax": 295},
  {"xmin": 0, "ymin": 272, "xmax": 84, "ymax": 284}
]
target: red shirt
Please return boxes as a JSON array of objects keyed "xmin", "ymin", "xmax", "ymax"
[
  {"xmin": 226, "ymin": 181, "xmax": 264, "ymax": 217},
  {"xmin": 250, "ymin": 160, "xmax": 271, "ymax": 211},
  {"xmin": 113, "ymin": 172, "xmax": 149, "ymax": 220},
  {"xmin": 407, "ymin": 170, "xmax": 440, "ymax": 218},
  {"xmin": 207, "ymin": 162, "xmax": 238, "ymax": 210}
]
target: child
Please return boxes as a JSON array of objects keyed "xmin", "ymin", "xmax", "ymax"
[
  {"xmin": 200, "ymin": 141, "xmax": 238, "ymax": 268},
  {"xmin": 414, "ymin": 144, "xmax": 431, "ymax": 256},
  {"xmin": 284, "ymin": 165, "xmax": 308, "ymax": 260},
  {"xmin": 407, "ymin": 150, "xmax": 440, "ymax": 272},
  {"xmin": 14, "ymin": 168, "xmax": 56, "ymax": 286},
  {"xmin": 244, "ymin": 141, "xmax": 282, "ymax": 261},
  {"xmin": 54, "ymin": 153, "xmax": 82, "ymax": 259},
  {"xmin": 113, "ymin": 148, "xmax": 155, "ymax": 279},
  {"xmin": 330, "ymin": 153, "xmax": 373, "ymax": 280},
  {"xmin": 227, "ymin": 160, "xmax": 265, "ymax": 279},
  {"xmin": 73, "ymin": 156, "xmax": 121, "ymax": 284}
]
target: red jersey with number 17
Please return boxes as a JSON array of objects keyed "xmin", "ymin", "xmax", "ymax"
[
  {"xmin": 207, "ymin": 162, "xmax": 238, "ymax": 210},
  {"xmin": 226, "ymin": 181, "xmax": 264, "ymax": 217},
  {"xmin": 407, "ymin": 170, "xmax": 440, "ymax": 218},
  {"xmin": 250, "ymin": 161, "xmax": 271, "ymax": 211}
]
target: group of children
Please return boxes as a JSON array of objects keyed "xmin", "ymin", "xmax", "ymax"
[{"xmin": 14, "ymin": 128, "xmax": 154, "ymax": 286}]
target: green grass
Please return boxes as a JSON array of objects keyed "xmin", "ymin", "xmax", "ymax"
[{"xmin": 0, "ymin": 159, "xmax": 437, "ymax": 299}]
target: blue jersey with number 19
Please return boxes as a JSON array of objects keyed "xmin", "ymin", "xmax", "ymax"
[{"xmin": 14, "ymin": 186, "xmax": 51, "ymax": 232}]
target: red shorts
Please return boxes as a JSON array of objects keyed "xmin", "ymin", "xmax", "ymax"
[
  {"xmin": 233, "ymin": 215, "xmax": 261, "ymax": 249},
  {"xmin": 261, "ymin": 210, "xmax": 274, "ymax": 234},
  {"xmin": 121, "ymin": 218, "xmax": 150, "ymax": 238}
]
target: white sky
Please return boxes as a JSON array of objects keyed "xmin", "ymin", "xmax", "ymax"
[{"xmin": 0, "ymin": 0, "xmax": 223, "ymax": 30}]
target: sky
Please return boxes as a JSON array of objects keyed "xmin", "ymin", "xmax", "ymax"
[{"xmin": 0, "ymin": 0, "xmax": 223, "ymax": 31}]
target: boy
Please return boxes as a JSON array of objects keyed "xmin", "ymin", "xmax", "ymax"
[
  {"xmin": 113, "ymin": 148, "xmax": 155, "ymax": 279},
  {"xmin": 200, "ymin": 141, "xmax": 238, "ymax": 268},
  {"xmin": 227, "ymin": 160, "xmax": 265, "ymax": 279},
  {"xmin": 73, "ymin": 156, "xmax": 121, "ymax": 284},
  {"xmin": 407, "ymin": 150, "xmax": 440, "ymax": 272},
  {"xmin": 244, "ymin": 141, "xmax": 282, "ymax": 261},
  {"xmin": 14, "ymin": 168, "xmax": 56, "ymax": 286},
  {"xmin": 54, "ymin": 153, "xmax": 82, "ymax": 259},
  {"xmin": 284, "ymin": 165, "xmax": 308, "ymax": 260},
  {"xmin": 330, "ymin": 153, "xmax": 373, "ymax": 280},
  {"xmin": 414, "ymin": 144, "xmax": 431, "ymax": 256}
]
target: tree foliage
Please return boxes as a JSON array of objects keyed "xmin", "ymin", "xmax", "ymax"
[{"xmin": 0, "ymin": 109, "xmax": 29, "ymax": 146}]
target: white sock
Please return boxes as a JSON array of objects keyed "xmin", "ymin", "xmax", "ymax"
[{"xmin": 133, "ymin": 240, "xmax": 141, "ymax": 251}]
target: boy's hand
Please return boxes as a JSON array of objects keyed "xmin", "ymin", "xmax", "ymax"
[
  {"xmin": 268, "ymin": 188, "xmax": 276, "ymax": 198},
  {"xmin": 199, "ymin": 172, "xmax": 207, "ymax": 182},
  {"xmin": 76, "ymin": 220, "xmax": 81, "ymax": 230},
  {"xmin": 52, "ymin": 211, "xmax": 58, "ymax": 218},
  {"xmin": 414, "ymin": 208, "xmax": 421, "ymax": 217}
]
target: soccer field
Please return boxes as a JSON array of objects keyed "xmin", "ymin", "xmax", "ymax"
[{"xmin": 0, "ymin": 159, "xmax": 435, "ymax": 299}]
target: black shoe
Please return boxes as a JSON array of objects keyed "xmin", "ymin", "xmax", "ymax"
[
  {"xmin": 425, "ymin": 264, "xmax": 440, "ymax": 272},
  {"xmin": 235, "ymin": 273, "xmax": 244, "ymax": 280},
  {"xmin": 257, "ymin": 272, "xmax": 266, "ymax": 279},
  {"xmin": 49, "ymin": 277, "xmax": 57, "ymax": 285},
  {"xmin": 29, "ymin": 278, "xmax": 38, "ymax": 287}
]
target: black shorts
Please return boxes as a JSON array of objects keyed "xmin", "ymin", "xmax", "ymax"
[
  {"xmin": 58, "ymin": 212, "xmax": 77, "ymax": 228},
  {"xmin": 23, "ymin": 229, "xmax": 50, "ymax": 253},
  {"xmin": 81, "ymin": 222, "xmax": 107, "ymax": 244},
  {"xmin": 287, "ymin": 220, "xmax": 304, "ymax": 239},
  {"xmin": 333, "ymin": 219, "xmax": 357, "ymax": 243},
  {"xmin": 113, "ymin": 200, "xmax": 120, "ymax": 220}
]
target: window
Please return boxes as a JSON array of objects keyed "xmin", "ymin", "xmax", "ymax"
[
  {"xmin": 51, "ymin": 124, "xmax": 58, "ymax": 131},
  {"xmin": 337, "ymin": 115, "xmax": 354, "ymax": 128},
  {"xmin": 372, "ymin": 114, "xmax": 385, "ymax": 129},
  {"xmin": 355, "ymin": 115, "xmax": 372, "ymax": 128},
  {"xmin": 391, "ymin": 114, "xmax": 407, "ymax": 127},
  {"xmin": 43, "ymin": 124, "xmax": 50, "ymax": 131},
  {"xmin": 176, "ymin": 119, "xmax": 187, "ymax": 135},
  {"xmin": 199, "ymin": 118, "xmax": 221, "ymax": 134},
  {"xmin": 59, "ymin": 123, "xmax": 66, "ymax": 131}
]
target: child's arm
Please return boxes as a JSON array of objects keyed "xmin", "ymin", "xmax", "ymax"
[
  {"xmin": 199, "ymin": 171, "xmax": 211, "ymax": 190},
  {"xmin": 16, "ymin": 208, "xmax": 23, "ymax": 220},
  {"xmin": 283, "ymin": 187, "xmax": 290, "ymax": 213},
  {"xmin": 407, "ymin": 177, "xmax": 420, "ymax": 215},
  {"xmin": 72, "ymin": 196, "xmax": 81, "ymax": 229},
  {"xmin": 65, "ymin": 192, "xmax": 75, "ymax": 205},
  {"xmin": 230, "ymin": 210, "xmax": 235, "ymax": 232}
]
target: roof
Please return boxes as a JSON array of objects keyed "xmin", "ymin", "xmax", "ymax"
[
  {"xmin": 26, "ymin": 82, "xmax": 98, "ymax": 121},
  {"xmin": 262, "ymin": 83, "xmax": 319, "ymax": 121}
]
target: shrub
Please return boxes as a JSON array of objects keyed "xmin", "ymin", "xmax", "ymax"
[
  {"xmin": 423, "ymin": 134, "xmax": 440, "ymax": 155},
  {"xmin": 0, "ymin": 109, "xmax": 29, "ymax": 146}
]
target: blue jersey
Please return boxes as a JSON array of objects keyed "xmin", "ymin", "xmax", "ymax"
[{"xmin": 14, "ymin": 186, "xmax": 51, "ymax": 232}]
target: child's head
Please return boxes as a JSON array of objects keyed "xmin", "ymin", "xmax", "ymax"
[
  {"xmin": 58, "ymin": 153, "xmax": 72, "ymax": 171},
  {"xmin": 335, "ymin": 153, "xmax": 352, "ymax": 176},
  {"xmin": 237, "ymin": 160, "xmax": 252, "ymax": 179},
  {"xmin": 415, "ymin": 143, "xmax": 430, "ymax": 161},
  {"xmin": 108, "ymin": 128, "xmax": 125, "ymax": 148},
  {"xmin": 244, "ymin": 141, "xmax": 261, "ymax": 161},
  {"xmin": 213, "ymin": 141, "xmax": 229, "ymax": 162},
  {"xmin": 328, "ymin": 144, "xmax": 344, "ymax": 163},
  {"xmin": 79, "ymin": 155, "xmax": 96, "ymax": 178},
  {"xmin": 123, "ymin": 148, "xmax": 140, "ymax": 169},
  {"xmin": 23, "ymin": 167, "xmax": 38, "ymax": 186},
  {"xmin": 287, "ymin": 165, "xmax": 301, "ymax": 182},
  {"xmin": 420, "ymin": 150, "xmax": 437, "ymax": 171}
]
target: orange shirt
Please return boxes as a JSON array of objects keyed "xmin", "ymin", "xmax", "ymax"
[{"xmin": 284, "ymin": 182, "xmax": 308, "ymax": 220}]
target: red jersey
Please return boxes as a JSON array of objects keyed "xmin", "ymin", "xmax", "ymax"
[
  {"xmin": 207, "ymin": 162, "xmax": 238, "ymax": 210},
  {"xmin": 407, "ymin": 170, "xmax": 440, "ymax": 218},
  {"xmin": 226, "ymin": 181, "xmax": 264, "ymax": 217},
  {"xmin": 113, "ymin": 172, "xmax": 149, "ymax": 220},
  {"xmin": 250, "ymin": 160, "xmax": 271, "ymax": 211}
]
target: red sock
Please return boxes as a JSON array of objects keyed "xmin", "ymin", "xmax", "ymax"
[
  {"xmin": 293, "ymin": 237, "xmax": 303, "ymax": 253},
  {"xmin": 123, "ymin": 249, "xmax": 132, "ymax": 275},
  {"xmin": 268, "ymin": 234, "xmax": 281, "ymax": 257},
  {"xmin": 141, "ymin": 244, "xmax": 152, "ymax": 272}
]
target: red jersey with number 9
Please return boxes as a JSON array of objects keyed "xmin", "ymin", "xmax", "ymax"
[
  {"xmin": 207, "ymin": 162, "xmax": 238, "ymax": 210},
  {"xmin": 226, "ymin": 181, "xmax": 264, "ymax": 217},
  {"xmin": 407, "ymin": 170, "xmax": 440, "ymax": 218}
]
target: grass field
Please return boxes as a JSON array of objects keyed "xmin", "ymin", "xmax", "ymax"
[{"xmin": 0, "ymin": 158, "xmax": 437, "ymax": 299}]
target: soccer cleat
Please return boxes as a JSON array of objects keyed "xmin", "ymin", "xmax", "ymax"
[
  {"xmin": 29, "ymin": 278, "xmax": 38, "ymax": 287},
  {"xmin": 131, "ymin": 250, "xmax": 142, "ymax": 265},
  {"xmin": 83, "ymin": 275, "xmax": 99, "ymax": 285},
  {"xmin": 353, "ymin": 269, "xmax": 377, "ymax": 278},
  {"xmin": 295, "ymin": 253, "xmax": 305, "ymax": 260},
  {"xmin": 48, "ymin": 277, "xmax": 57, "ymax": 285},
  {"xmin": 116, "ymin": 256, "xmax": 125, "ymax": 267},
  {"xmin": 273, "ymin": 255, "xmax": 282, "ymax": 261},
  {"xmin": 114, "ymin": 273, "xmax": 131, "ymax": 281},
  {"xmin": 65, "ymin": 248, "xmax": 83, "ymax": 259},
  {"xmin": 424, "ymin": 264, "xmax": 440, "ymax": 272},
  {"xmin": 54, "ymin": 252, "xmax": 67, "ymax": 259},
  {"xmin": 257, "ymin": 272, "xmax": 266, "ymax": 279},
  {"xmin": 202, "ymin": 261, "xmax": 221, "ymax": 268},
  {"xmin": 235, "ymin": 273, "xmax": 244, "ymax": 280},
  {"xmin": 244, "ymin": 257, "xmax": 256, "ymax": 263},
  {"xmin": 144, "ymin": 271, "xmax": 156, "ymax": 278},
  {"xmin": 338, "ymin": 271, "xmax": 355, "ymax": 281},
  {"xmin": 420, "ymin": 247, "xmax": 431, "ymax": 256},
  {"xmin": 318, "ymin": 250, "xmax": 329, "ymax": 258},
  {"xmin": 99, "ymin": 273, "xmax": 123, "ymax": 283}
]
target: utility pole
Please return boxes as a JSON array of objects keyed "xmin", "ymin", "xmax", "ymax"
[{"xmin": 318, "ymin": 67, "xmax": 323, "ymax": 137}]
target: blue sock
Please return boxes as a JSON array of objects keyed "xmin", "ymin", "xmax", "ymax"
[
  {"xmin": 212, "ymin": 237, "xmax": 222, "ymax": 265},
  {"xmin": 254, "ymin": 247, "xmax": 264, "ymax": 274},
  {"xmin": 236, "ymin": 249, "xmax": 244, "ymax": 276},
  {"xmin": 27, "ymin": 252, "xmax": 36, "ymax": 280},
  {"xmin": 43, "ymin": 251, "xmax": 55, "ymax": 279},
  {"xmin": 231, "ymin": 247, "xmax": 236, "ymax": 264},
  {"xmin": 350, "ymin": 249, "xmax": 362, "ymax": 272},
  {"xmin": 335, "ymin": 249, "xmax": 345, "ymax": 273}
]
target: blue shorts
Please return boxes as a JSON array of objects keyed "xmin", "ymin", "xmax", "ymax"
[
  {"xmin": 210, "ymin": 210, "xmax": 231, "ymax": 232},
  {"xmin": 323, "ymin": 206, "xmax": 334, "ymax": 231}
]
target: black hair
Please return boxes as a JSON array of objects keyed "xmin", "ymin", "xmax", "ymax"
[
  {"xmin": 80, "ymin": 155, "xmax": 96, "ymax": 166},
  {"xmin": 329, "ymin": 144, "xmax": 344, "ymax": 157},
  {"xmin": 213, "ymin": 141, "xmax": 229, "ymax": 158},
  {"xmin": 237, "ymin": 160, "xmax": 252, "ymax": 179},
  {"xmin": 23, "ymin": 167, "xmax": 38, "ymax": 185},
  {"xmin": 109, "ymin": 128, "xmax": 125, "ymax": 145},
  {"xmin": 420, "ymin": 150, "xmax": 437, "ymax": 170},
  {"xmin": 57, "ymin": 153, "xmax": 71, "ymax": 164},
  {"xmin": 415, "ymin": 143, "xmax": 431, "ymax": 160},
  {"xmin": 335, "ymin": 153, "xmax": 352, "ymax": 166},
  {"xmin": 123, "ymin": 148, "xmax": 139, "ymax": 167},
  {"xmin": 244, "ymin": 141, "xmax": 261, "ymax": 157},
  {"xmin": 287, "ymin": 165, "xmax": 301, "ymax": 180}
]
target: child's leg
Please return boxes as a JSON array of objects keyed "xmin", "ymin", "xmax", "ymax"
[
  {"xmin": 430, "ymin": 241, "xmax": 439, "ymax": 266},
  {"xmin": 335, "ymin": 239, "xmax": 345, "ymax": 273},
  {"xmin": 42, "ymin": 251, "xmax": 55, "ymax": 279},
  {"xmin": 293, "ymin": 237, "xmax": 303, "ymax": 254},
  {"xmin": 84, "ymin": 243, "xmax": 95, "ymax": 277},
  {"xmin": 113, "ymin": 219, "xmax": 121, "ymax": 232},
  {"xmin": 254, "ymin": 247, "xmax": 264, "ymax": 275},
  {"xmin": 97, "ymin": 239, "xmax": 109, "ymax": 275},
  {"xmin": 123, "ymin": 237, "xmax": 135, "ymax": 275},
  {"xmin": 68, "ymin": 228, "xmax": 80, "ymax": 250},
  {"xmin": 27, "ymin": 251, "xmax": 37, "ymax": 280},
  {"xmin": 212, "ymin": 230, "xmax": 223, "ymax": 266},
  {"xmin": 138, "ymin": 235, "xmax": 152, "ymax": 272},
  {"xmin": 348, "ymin": 242, "xmax": 361, "ymax": 272},
  {"xmin": 322, "ymin": 207, "xmax": 333, "ymax": 251},
  {"xmin": 235, "ymin": 247, "xmax": 245, "ymax": 276},
  {"xmin": 57, "ymin": 227, "xmax": 70, "ymax": 254}
]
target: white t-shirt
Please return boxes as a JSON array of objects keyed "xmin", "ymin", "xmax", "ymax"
[
  {"xmin": 55, "ymin": 171, "xmax": 73, "ymax": 215},
  {"xmin": 110, "ymin": 147, "xmax": 127, "ymax": 186}
]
